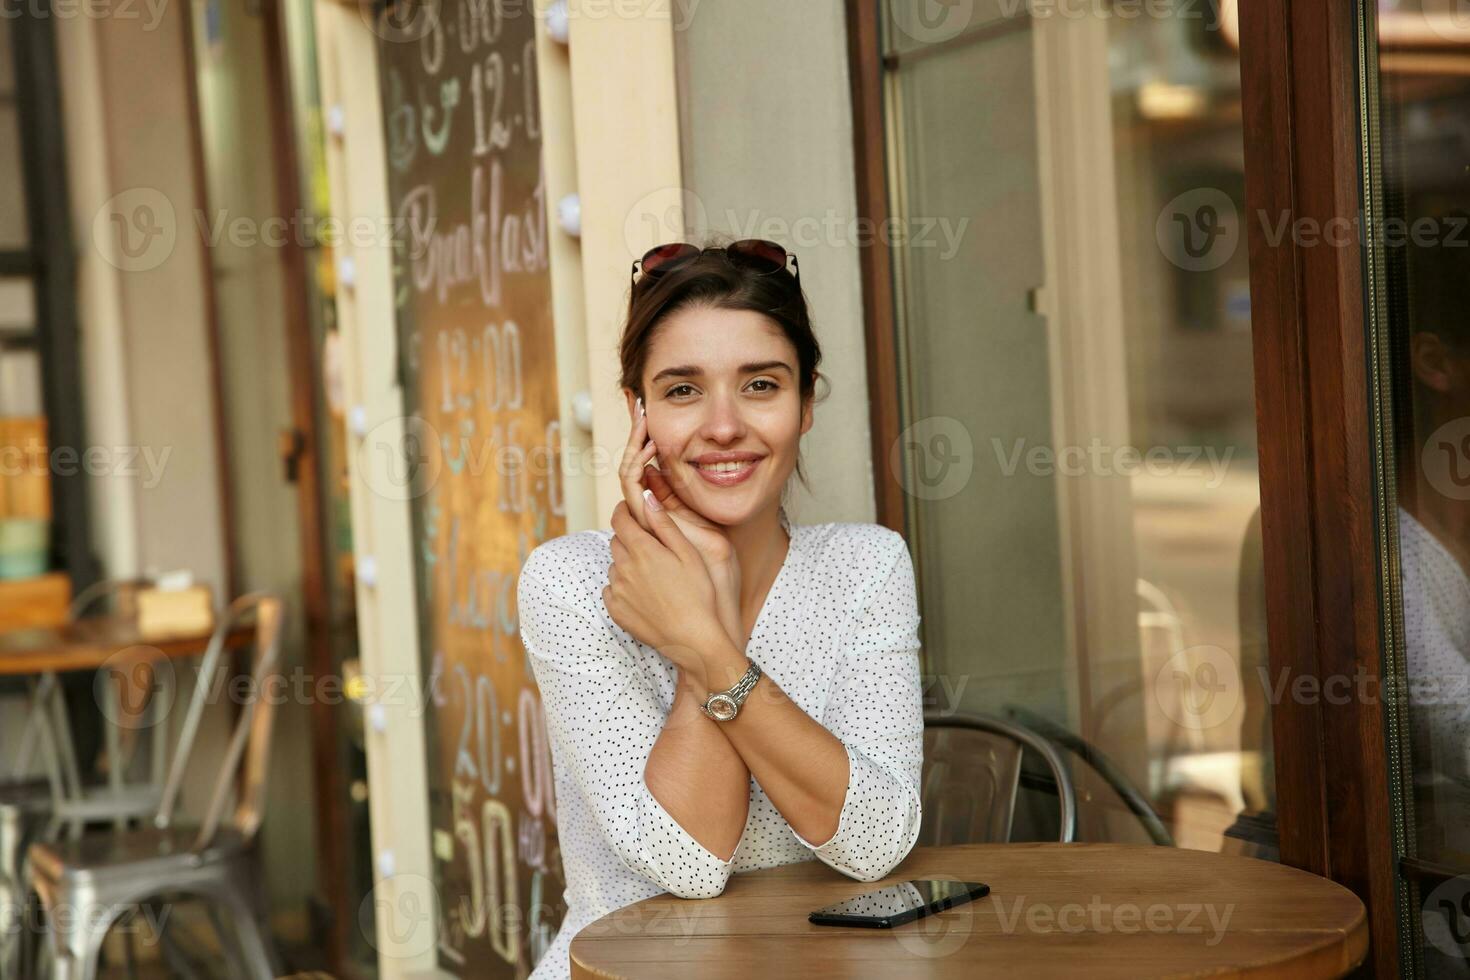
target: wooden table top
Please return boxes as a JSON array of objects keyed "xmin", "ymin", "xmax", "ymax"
[
  {"xmin": 569, "ymin": 843, "xmax": 1368, "ymax": 980},
  {"xmin": 0, "ymin": 616, "xmax": 251, "ymax": 675}
]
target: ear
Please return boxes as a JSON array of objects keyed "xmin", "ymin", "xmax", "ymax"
[
  {"xmin": 623, "ymin": 387, "xmax": 639, "ymax": 423},
  {"xmin": 1411, "ymin": 331, "xmax": 1457, "ymax": 395},
  {"xmin": 799, "ymin": 391, "xmax": 815, "ymax": 436}
]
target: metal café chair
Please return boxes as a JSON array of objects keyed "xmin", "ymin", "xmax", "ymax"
[
  {"xmin": 0, "ymin": 578, "xmax": 166, "ymax": 978},
  {"xmin": 919, "ymin": 711, "xmax": 1078, "ymax": 845},
  {"xmin": 27, "ymin": 593, "xmax": 287, "ymax": 980}
]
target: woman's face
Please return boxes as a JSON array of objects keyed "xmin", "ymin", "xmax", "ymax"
[{"xmin": 629, "ymin": 305, "xmax": 813, "ymax": 527}]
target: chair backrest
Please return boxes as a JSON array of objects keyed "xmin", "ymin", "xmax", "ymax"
[
  {"xmin": 153, "ymin": 592, "xmax": 286, "ymax": 853},
  {"xmin": 1003, "ymin": 703, "xmax": 1176, "ymax": 846},
  {"xmin": 920, "ymin": 712, "xmax": 1077, "ymax": 845}
]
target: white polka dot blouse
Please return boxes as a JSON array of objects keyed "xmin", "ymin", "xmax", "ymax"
[{"xmin": 517, "ymin": 506, "xmax": 925, "ymax": 979}]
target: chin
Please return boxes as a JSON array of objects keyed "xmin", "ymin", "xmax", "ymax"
[{"xmin": 681, "ymin": 486, "xmax": 775, "ymax": 528}]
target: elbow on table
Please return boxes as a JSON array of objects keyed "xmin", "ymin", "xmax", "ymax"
[
  {"xmin": 662, "ymin": 870, "xmax": 732, "ymax": 900},
  {"xmin": 842, "ymin": 847, "xmax": 910, "ymax": 883}
]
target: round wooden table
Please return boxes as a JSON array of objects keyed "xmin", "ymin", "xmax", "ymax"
[{"xmin": 569, "ymin": 843, "xmax": 1368, "ymax": 979}]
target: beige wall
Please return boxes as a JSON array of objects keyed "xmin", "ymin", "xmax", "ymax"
[
  {"xmin": 673, "ymin": 0, "xmax": 877, "ymax": 525},
  {"xmin": 55, "ymin": 2, "xmax": 227, "ymax": 591}
]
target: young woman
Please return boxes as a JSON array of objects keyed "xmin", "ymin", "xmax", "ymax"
[{"xmin": 518, "ymin": 239, "xmax": 924, "ymax": 979}]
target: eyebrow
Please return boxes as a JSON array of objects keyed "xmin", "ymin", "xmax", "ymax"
[{"xmin": 649, "ymin": 360, "xmax": 794, "ymax": 385}]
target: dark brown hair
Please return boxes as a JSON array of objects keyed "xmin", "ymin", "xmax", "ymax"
[{"xmin": 618, "ymin": 237, "xmax": 826, "ymax": 491}]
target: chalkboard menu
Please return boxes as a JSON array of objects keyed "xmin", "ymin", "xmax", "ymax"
[{"xmin": 376, "ymin": 1, "xmax": 567, "ymax": 974}]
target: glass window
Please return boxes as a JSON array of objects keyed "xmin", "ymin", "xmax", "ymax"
[
  {"xmin": 883, "ymin": 0, "xmax": 1272, "ymax": 855},
  {"xmin": 1371, "ymin": 1, "xmax": 1470, "ymax": 973}
]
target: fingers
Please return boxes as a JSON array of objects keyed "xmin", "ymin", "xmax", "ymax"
[
  {"xmin": 618, "ymin": 405, "xmax": 658, "ymax": 530},
  {"xmin": 643, "ymin": 461, "xmax": 687, "ymax": 511},
  {"xmin": 640, "ymin": 489, "xmax": 701, "ymax": 564},
  {"xmin": 610, "ymin": 499, "xmax": 640, "ymax": 539}
]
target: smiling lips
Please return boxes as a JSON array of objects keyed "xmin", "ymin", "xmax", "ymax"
[{"xmin": 689, "ymin": 453, "xmax": 764, "ymax": 487}]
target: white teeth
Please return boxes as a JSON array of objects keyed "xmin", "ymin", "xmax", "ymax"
[{"xmin": 696, "ymin": 460, "xmax": 755, "ymax": 472}]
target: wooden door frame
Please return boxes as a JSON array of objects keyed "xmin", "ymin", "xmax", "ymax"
[
  {"xmin": 848, "ymin": 0, "xmax": 1406, "ymax": 971},
  {"xmin": 1238, "ymin": 0, "xmax": 1404, "ymax": 974},
  {"xmin": 256, "ymin": 0, "xmax": 354, "ymax": 971}
]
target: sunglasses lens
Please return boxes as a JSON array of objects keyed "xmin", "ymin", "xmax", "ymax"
[
  {"xmin": 727, "ymin": 239, "xmax": 788, "ymax": 274},
  {"xmin": 641, "ymin": 243, "xmax": 700, "ymax": 277}
]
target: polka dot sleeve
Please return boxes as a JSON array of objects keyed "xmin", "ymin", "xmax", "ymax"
[
  {"xmin": 518, "ymin": 562, "xmax": 744, "ymax": 900},
  {"xmin": 789, "ymin": 531, "xmax": 925, "ymax": 881}
]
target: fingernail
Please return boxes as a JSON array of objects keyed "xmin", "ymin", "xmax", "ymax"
[
  {"xmin": 636, "ymin": 397, "xmax": 644, "ymax": 418},
  {"xmin": 643, "ymin": 488, "xmax": 661, "ymax": 511}
]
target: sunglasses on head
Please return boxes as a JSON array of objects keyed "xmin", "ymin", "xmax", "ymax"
[{"xmin": 631, "ymin": 239, "xmax": 799, "ymax": 289}]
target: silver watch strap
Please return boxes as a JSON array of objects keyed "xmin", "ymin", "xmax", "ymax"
[{"xmin": 725, "ymin": 658, "xmax": 761, "ymax": 704}]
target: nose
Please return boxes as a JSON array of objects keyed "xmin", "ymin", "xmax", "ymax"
[{"xmin": 698, "ymin": 389, "xmax": 746, "ymax": 445}]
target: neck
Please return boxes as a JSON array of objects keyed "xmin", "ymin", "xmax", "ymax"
[{"xmin": 725, "ymin": 500, "xmax": 790, "ymax": 612}]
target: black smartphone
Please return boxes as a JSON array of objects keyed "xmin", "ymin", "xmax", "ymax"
[{"xmin": 808, "ymin": 879, "xmax": 990, "ymax": 929}]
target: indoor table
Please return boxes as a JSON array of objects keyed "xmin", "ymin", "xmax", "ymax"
[{"xmin": 569, "ymin": 842, "xmax": 1368, "ymax": 979}]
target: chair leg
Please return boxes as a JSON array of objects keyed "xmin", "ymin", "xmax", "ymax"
[{"xmin": 214, "ymin": 888, "xmax": 276, "ymax": 980}]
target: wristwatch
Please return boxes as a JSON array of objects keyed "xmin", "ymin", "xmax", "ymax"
[{"xmin": 700, "ymin": 658, "xmax": 762, "ymax": 721}]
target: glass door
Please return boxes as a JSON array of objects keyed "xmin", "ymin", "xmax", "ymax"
[
  {"xmin": 882, "ymin": 0, "xmax": 1272, "ymax": 853},
  {"xmin": 1364, "ymin": 1, "xmax": 1470, "ymax": 974}
]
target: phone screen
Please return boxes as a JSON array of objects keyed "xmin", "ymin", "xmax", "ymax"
[{"xmin": 808, "ymin": 879, "xmax": 990, "ymax": 929}]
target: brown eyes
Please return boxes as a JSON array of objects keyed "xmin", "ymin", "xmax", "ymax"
[{"xmin": 665, "ymin": 379, "xmax": 780, "ymax": 399}]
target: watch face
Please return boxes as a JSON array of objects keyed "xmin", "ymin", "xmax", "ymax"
[{"xmin": 707, "ymin": 695, "xmax": 738, "ymax": 721}]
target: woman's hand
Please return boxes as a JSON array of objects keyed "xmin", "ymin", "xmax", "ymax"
[
  {"xmin": 619, "ymin": 398, "xmax": 736, "ymax": 573},
  {"xmin": 604, "ymin": 498, "xmax": 725, "ymax": 673},
  {"xmin": 619, "ymin": 398, "xmax": 744, "ymax": 649}
]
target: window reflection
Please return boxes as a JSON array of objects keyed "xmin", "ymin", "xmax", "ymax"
[
  {"xmin": 883, "ymin": 0, "xmax": 1270, "ymax": 856},
  {"xmin": 1376, "ymin": 0, "xmax": 1470, "ymax": 973}
]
